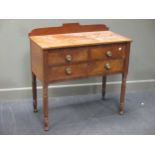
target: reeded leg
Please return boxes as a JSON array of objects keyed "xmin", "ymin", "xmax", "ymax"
[
  {"xmin": 43, "ymin": 83, "xmax": 48, "ymax": 131},
  {"xmin": 119, "ymin": 73, "xmax": 127, "ymax": 115},
  {"xmin": 32, "ymin": 72, "xmax": 38, "ymax": 112},
  {"xmin": 102, "ymin": 76, "xmax": 107, "ymax": 99}
]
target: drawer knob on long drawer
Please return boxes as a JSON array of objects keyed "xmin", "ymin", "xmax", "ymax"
[
  {"xmin": 118, "ymin": 47, "xmax": 122, "ymax": 51},
  {"xmin": 65, "ymin": 67, "xmax": 72, "ymax": 75},
  {"xmin": 104, "ymin": 63, "xmax": 111, "ymax": 70},
  {"xmin": 106, "ymin": 51, "xmax": 112, "ymax": 57},
  {"xmin": 65, "ymin": 54, "xmax": 72, "ymax": 62}
]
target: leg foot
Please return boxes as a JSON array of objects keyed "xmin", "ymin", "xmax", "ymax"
[
  {"xmin": 33, "ymin": 100, "xmax": 38, "ymax": 112},
  {"xmin": 119, "ymin": 102, "xmax": 124, "ymax": 115},
  {"xmin": 44, "ymin": 117, "xmax": 49, "ymax": 131},
  {"xmin": 33, "ymin": 108, "xmax": 38, "ymax": 113},
  {"xmin": 44, "ymin": 126, "xmax": 49, "ymax": 131},
  {"xmin": 119, "ymin": 111, "xmax": 124, "ymax": 115}
]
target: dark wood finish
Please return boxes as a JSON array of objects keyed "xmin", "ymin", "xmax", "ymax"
[
  {"xmin": 88, "ymin": 59, "xmax": 124, "ymax": 76},
  {"xmin": 120, "ymin": 73, "xmax": 127, "ymax": 115},
  {"xmin": 48, "ymin": 47, "xmax": 89, "ymax": 66},
  {"xmin": 29, "ymin": 23, "xmax": 109, "ymax": 36},
  {"xmin": 42, "ymin": 82, "xmax": 48, "ymax": 131},
  {"xmin": 48, "ymin": 59, "xmax": 123, "ymax": 82},
  {"xmin": 30, "ymin": 41, "xmax": 44, "ymax": 81},
  {"xmin": 102, "ymin": 76, "xmax": 107, "ymax": 99},
  {"xmin": 29, "ymin": 23, "xmax": 132, "ymax": 131},
  {"xmin": 32, "ymin": 72, "xmax": 37, "ymax": 112},
  {"xmin": 119, "ymin": 42, "xmax": 131, "ymax": 114},
  {"xmin": 90, "ymin": 43, "xmax": 126, "ymax": 60},
  {"xmin": 48, "ymin": 63, "xmax": 88, "ymax": 82}
]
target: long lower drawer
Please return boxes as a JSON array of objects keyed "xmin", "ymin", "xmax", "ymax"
[{"xmin": 48, "ymin": 59, "xmax": 124, "ymax": 82}]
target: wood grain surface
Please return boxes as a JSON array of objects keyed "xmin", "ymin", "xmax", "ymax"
[{"xmin": 30, "ymin": 31, "xmax": 132, "ymax": 49}]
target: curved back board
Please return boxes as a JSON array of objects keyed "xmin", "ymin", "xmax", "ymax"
[{"xmin": 29, "ymin": 23, "xmax": 109, "ymax": 36}]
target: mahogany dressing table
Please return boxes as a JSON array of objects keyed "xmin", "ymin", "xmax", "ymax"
[{"xmin": 29, "ymin": 23, "xmax": 132, "ymax": 131}]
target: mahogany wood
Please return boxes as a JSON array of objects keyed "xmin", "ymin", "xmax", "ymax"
[
  {"xmin": 29, "ymin": 23, "xmax": 109, "ymax": 36},
  {"xmin": 29, "ymin": 23, "xmax": 132, "ymax": 131},
  {"xmin": 48, "ymin": 47, "xmax": 89, "ymax": 66},
  {"xmin": 30, "ymin": 31, "xmax": 131, "ymax": 50},
  {"xmin": 32, "ymin": 72, "xmax": 37, "ymax": 112},
  {"xmin": 102, "ymin": 76, "xmax": 107, "ymax": 99}
]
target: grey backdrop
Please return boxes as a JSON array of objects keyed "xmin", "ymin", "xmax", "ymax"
[{"xmin": 0, "ymin": 19, "xmax": 155, "ymax": 99}]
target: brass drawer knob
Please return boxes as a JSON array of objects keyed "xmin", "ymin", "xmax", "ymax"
[
  {"xmin": 104, "ymin": 63, "xmax": 111, "ymax": 70},
  {"xmin": 118, "ymin": 47, "xmax": 122, "ymax": 51},
  {"xmin": 65, "ymin": 54, "xmax": 72, "ymax": 62},
  {"xmin": 106, "ymin": 51, "xmax": 112, "ymax": 57},
  {"xmin": 65, "ymin": 67, "xmax": 72, "ymax": 75}
]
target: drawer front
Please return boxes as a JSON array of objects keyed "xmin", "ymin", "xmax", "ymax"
[
  {"xmin": 48, "ymin": 47, "xmax": 88, "ymax": 66},
  {"xmin": 88, "ymin": 59, "xmax": 124, "ymax": 76},
  {"xmin": 48, "ymin": 63, "xmax": 88, "ymax": 82},
  {"xmin": 90, "ymin": 43, "xmax": 126, "ymax": 60},
  {"xmin": 48, "ymin": 59, "xmax": 124, "ymax": 82}
]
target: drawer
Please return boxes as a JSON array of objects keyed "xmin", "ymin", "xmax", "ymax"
[
  {"xmin": 88, "ymin": 59, "xmax": 124, "ymax": 76},
  {"xmin": 48, "ymin": 47, "xmax": 88, "ymax": 66},
  {"xmin": 48, "ymin": 63, "xmax": 88, "ymax": 82},
  {"xmin": 90, "ymin": 43, "xmax": 126, "ymax": 60},
  {"xmin": 48, "ymin": 59, "xmax": 124, "ymax": 82}
]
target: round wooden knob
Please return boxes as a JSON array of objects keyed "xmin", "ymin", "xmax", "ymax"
[
  {"xmin": 65, "ymin": 67, "xmax": 72, "ymax": 75},
  {"xmin": 104, "ymin": 63, "xmax": 111, "ymax": 70},
  {"xmin": 65, "ymin": 54, "xmax": 72, "ymax": 62},
  {"xmin": 106, "ymin": 51, "xmax": 112, "ymax": 57}
]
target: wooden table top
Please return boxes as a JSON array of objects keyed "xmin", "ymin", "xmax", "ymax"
[{"xmin": 30, "ymin": 31, "xmax": 132, "ymax": 50}]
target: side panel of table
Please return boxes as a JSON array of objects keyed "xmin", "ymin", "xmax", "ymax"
[{"xmin": 31, "ymin": 41, "xmax": 49, "ymax": 130}]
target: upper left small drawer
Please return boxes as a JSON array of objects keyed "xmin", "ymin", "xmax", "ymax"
[{"xmin": 48, "ymin": 47, "xmax": 89, "ymax": 66}]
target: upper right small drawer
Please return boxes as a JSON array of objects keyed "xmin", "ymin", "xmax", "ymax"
[{"xmin": 90, "ymin": 43, "xmax": 126, "ymax": 60}]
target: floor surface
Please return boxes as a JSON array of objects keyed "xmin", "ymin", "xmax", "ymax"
[{"xmin": 0, "ymin": 90, "xmax": 155, "ymax": 135}]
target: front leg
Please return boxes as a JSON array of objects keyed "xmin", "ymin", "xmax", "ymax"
[
  {"xmin": 32, "ymin": 72, "xmax": 38, "ymax": 112},
  {"xmin": 102, "ymin": 76, "xmax": 107, "ymax": 99},
  {"xmin": 43, "ymin": 83, "xmax": 49, "ymax": 131},
  {"xmin": 119, "ymin": 73, "xmax": 127, "ymax": 115}
]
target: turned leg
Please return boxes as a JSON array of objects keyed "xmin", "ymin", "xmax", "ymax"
[
  {"xmin": 43, "ymin": 83, "xmax": 48, "ymax": 131},
  {"xmin": 119, "ymin": 73, "xmax": 127, "ymax": 115},
  {"xmin": 32, "ymin": 72, "xmax": 38, "ymax": 112},
  {"xmin": 102, "ymin": 76, "xmax": 107, "ymax": 99}
]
